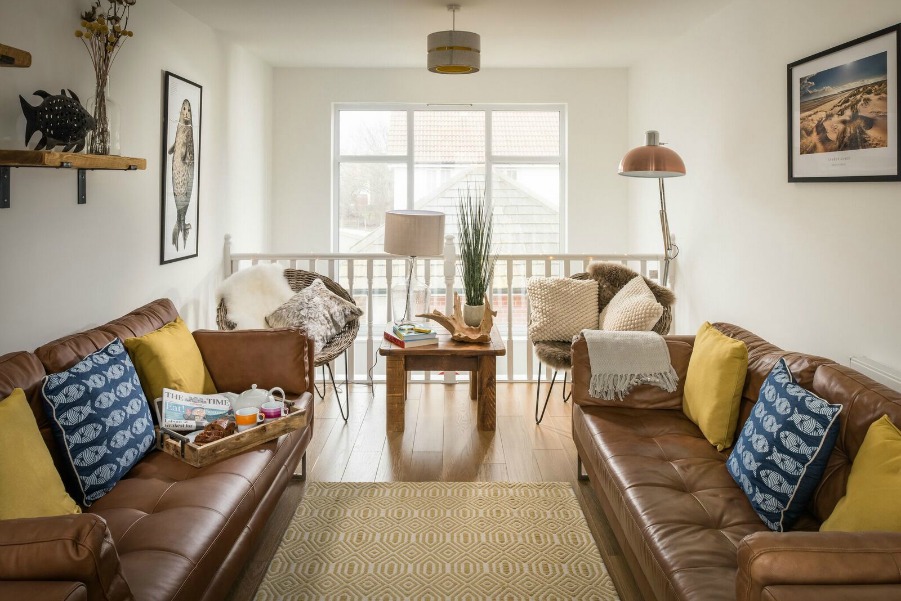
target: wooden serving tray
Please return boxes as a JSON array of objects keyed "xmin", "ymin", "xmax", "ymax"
[{"xmin": 158, "ymin": 403, "xmax": 308, "ymax": 468}]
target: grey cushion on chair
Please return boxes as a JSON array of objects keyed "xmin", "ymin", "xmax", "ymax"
[
  {"xmin": 266, "ymin": 279, "xmax": 363, "ymax": 354},
  {"xmin": 533, "ymin": 341, "xmax": 574, "ymax": 371}
]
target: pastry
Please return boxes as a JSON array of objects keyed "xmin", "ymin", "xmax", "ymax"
[{"xmin": 194, "ymin": 417, "xmax": 236, "ymax": 444}]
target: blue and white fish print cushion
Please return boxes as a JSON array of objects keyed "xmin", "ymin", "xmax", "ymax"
[
  {"xmin": 42, "ymin": 338, "xmax": 155, "ymax": 506},
  {"xmin": 727, "ymin": 357, "xmax": 842, "ymax": 531}
]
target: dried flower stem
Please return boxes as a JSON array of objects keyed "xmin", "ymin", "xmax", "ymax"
[{"xmin": 76, "ymin": 0, "xmax": 136, "ymax": 154}]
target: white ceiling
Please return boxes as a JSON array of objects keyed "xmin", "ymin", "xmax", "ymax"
[{"xmin": 169, "ymin": 0, "xmax": 729, "ymax": 69}]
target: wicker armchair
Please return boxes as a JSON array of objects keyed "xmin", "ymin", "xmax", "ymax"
[
  {"xmin": 217, "ymin": 268, "xmax": 360, "ymax": 420},
  {"xmin": 531, "ymin": 262, "xmax": 675, "ymax": 424}
]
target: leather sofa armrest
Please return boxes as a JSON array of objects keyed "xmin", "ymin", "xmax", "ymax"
[
  {"xmin": 193, "ymin": 328, "xmax": 315, "ymax": 397},
  {"xmin": 736, "ymin": 531, "xmax": 901, "ymax": 601},
  {"xmin": 571, "ymin": 334, "xmax": 694, "ymax": 409},
  {"xmin": 0, "ymin": 581, "xmax": 87, "ymax": 601},
  {"xmin": 0, "ymin": 514, "xmax": 133, "ymax": 601}
]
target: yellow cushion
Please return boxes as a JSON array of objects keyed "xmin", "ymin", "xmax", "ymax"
[
  {"xmin": 683, "ymin": 322, "xmax": 748, "ymax": 451},
  {"xmin": 0, "ymin": 389, "xmax": 81, "ymax": 519},
  {"xmin": 821, "ymin": 415, "xmax": 901, "ymax": 532},
  {"xmin": 124, "ymin": 317, "xmax": 216, "ymax": 401}
]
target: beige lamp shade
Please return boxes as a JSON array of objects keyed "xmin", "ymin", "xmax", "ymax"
[
  {"xmin": 618, "ymin": 130, "xmax": 686, "ymax": 178},
  {"xmin": 384, "ymin": 210, "xmax": 446, "ymax": 257},
  {"xmin": 427, "ymin": 4, "xmax": 480, "ymax": 74}
]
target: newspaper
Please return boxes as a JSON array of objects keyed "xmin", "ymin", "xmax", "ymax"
[{"xmin": 160, "ymin": 388, "xmax": 232, "ymax": 431}]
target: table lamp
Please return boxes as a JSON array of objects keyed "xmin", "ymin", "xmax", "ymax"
[
  {"xmin": 384, "ymin": 210, "xmax": 446, "ymax": 325},
  {"xmin": 618, "ymin": 130, "xmax": 686, "ymax": 287}
]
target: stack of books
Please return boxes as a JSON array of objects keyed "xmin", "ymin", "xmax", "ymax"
[{"xmin": 383, "ymin": 325, "xmax": 438, "ymax": 348}]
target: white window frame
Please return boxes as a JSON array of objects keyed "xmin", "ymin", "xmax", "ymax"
[{"xmin": 332, "ymin": 103, "xmax": 567, "ymax": 252}]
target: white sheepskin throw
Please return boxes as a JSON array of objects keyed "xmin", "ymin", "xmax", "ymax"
[{"xmin": 218, "ymin": 264, "xmax": 294, "ymax": 329}]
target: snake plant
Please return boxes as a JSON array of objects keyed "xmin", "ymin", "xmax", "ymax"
[{"xmin": 457, "ymin": 185, "xmax": 495, "ymax": 306}]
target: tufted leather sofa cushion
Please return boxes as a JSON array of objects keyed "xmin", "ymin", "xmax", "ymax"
[
  {"xmin": 0, "ymin": 581, "xmax": 88, "ymax": 600},
  {"xmin": 88, "ymin": 391, "xmax": 311, "ymax": 601},
  {"xmin": 575, "ymin": 403, "xmax": 773, "ymax": 600}
]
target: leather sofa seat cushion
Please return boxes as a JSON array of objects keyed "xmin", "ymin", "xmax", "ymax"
[
  {"xmin": 88, "ymin": 392, "xmax": 311, "ymax": 601},
  {"xmin": 576, "ymin": 404, "xmax": 770, "ymax": 601},
  {"xmin": 0, "ymin": 581, "xmax": 87, "ymax": 601}
]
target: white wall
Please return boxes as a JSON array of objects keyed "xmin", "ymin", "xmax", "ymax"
[
  {"xmin": 269, "ymin": 68, "xmax": 629, "ymax": 255},
  {"xmin": 0, "ymin": 0, "xmax": 272, "ymax": 355},
  {"xmin": 628, "ymin": 0, "xmax": 901, "ymax": 368}
]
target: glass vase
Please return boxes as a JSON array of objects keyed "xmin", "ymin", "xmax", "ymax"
[
  {"xmin": 87, "ymin": 77, "xmax": 120, "ymax": 155},
  {"xmin": 392, "ymin": 276, "xmax": 430, "ymax": 325}
]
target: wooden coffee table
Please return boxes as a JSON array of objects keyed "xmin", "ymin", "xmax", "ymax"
[{"xmin": 379, "ymin": 327, "xmax": 506, "ymax": 432}]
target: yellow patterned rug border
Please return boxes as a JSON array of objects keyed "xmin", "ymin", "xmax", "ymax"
[{"xmin": 255, "ymin": 481, "xmax": 620, "ymax": 600}]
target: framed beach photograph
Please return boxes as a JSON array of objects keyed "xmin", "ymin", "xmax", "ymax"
[
  {"xmin": 160, "ymin": 71, "xmax": 202, "ymax": 264},
  {"xmin": 788, "ymin": 24, "xmax": 900, "ymax": 182}
]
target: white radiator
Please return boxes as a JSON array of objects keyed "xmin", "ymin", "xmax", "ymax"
[{"xmin": 849, "ymin": 356, "xmax": 901, "ymax": 393}]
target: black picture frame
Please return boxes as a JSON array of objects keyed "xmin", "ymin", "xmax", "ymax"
[
  {"xmin": 160, "ymin": 71, "xmax": 202, "ymax": 264},
  {"xmin": 787, "ymin": 24, "xmax": 900, "ymax": 182}
]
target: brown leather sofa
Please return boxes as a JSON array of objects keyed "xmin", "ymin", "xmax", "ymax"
[
  {"xmin": 571, "ymin": 323, "xmax": 901, "ymax": 601},
  {"xmin": 0, "ymin": 299, "xmax": 315, "ymax": 601}
]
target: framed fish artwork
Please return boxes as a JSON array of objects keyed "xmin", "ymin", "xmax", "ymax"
[{"xmin": 160, "ymin": 71, "xmax": 202, "ymax": 264}]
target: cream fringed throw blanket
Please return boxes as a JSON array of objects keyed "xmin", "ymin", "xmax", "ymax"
[{"xmin": 582, "ymin": 330, "xmax": 679, "ymax": 400}]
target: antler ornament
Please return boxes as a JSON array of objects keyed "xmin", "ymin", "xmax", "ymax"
[{"xmin": 416, "ymin": 293, "xmax": 495, "ymax": 344}]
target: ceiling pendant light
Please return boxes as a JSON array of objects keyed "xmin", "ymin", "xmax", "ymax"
[{"xmin": 427, "ymin": 4, "xmax": 480, "ymax": 74}]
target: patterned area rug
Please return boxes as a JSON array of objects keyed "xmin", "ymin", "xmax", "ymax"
[{"xmin": 255, "ymin": 482, "xmax": 620, "ymax": 600}]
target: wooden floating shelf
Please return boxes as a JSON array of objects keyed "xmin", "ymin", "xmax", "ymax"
[
  {"xmin": 0, "ymin": 44, "xmax": 31, "ymax": 68},
  {"xmin": 0, "ymin": 150, "xmax": 147, "ymax": 209},
  {"xmin": 0, "ymin": 150, "xmax": 146, "ymax": 170}
]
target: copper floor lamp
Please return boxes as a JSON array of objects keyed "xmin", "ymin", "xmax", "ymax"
[{"xmin": 618, "ymin": 130, "xmax": 686, "ymax": 287}]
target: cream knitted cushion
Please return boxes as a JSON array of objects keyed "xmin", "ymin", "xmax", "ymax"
[
  {"xmin": 527, "ymin": 277, "xmax": 599, "ymax": 342},
  {"xmin": 599, "ymin": 276, "xmax": 664, "ymax": 331}
]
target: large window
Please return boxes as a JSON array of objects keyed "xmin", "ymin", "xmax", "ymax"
[{"xmin": 333, "ymin": 105, "xmax": 566, "ymax": 253}]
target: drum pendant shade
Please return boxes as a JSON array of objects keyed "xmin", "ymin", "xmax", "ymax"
[{"xmin": 428, "ymin": 4, "xmax": 480, "ymax": 74}]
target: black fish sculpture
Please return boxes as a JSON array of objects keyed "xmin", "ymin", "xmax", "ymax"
[{"xmin": 19, "ymin": 89, "xmax": 95, "ymax": 152}]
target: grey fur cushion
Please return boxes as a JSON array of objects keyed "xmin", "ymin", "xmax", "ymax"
[
  {"xmin": 534, "ymin": 341, "xmax": 574, "ymax": 370},
  {"xmin": 266, "ymin": 279, "xmax": 363, "ymax": 353}
]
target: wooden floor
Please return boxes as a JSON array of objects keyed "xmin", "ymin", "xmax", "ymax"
[{"xmin": 226, "ymin": 381, "xmax": 642, "ymax": 601}]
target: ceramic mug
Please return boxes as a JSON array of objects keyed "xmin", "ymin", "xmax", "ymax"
[
  {"xmin": 235, "ymin": 407, "xmax": 264, "ymax": 432},
  {"xmin": 260, "ymin": 400, "xmax": 286, "ymax": 421}
]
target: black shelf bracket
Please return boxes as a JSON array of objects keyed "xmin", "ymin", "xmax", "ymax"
[
  {"xmin": 1, "ymin": 167, "xmax": 9, "ymax": 209},
  {"xmin": 0, "ymin": 163, "xmax": 139, "ymax": 208},
  {"xmin": 77, "ymin": 169, "xmax": 86, "ymax": 204}
]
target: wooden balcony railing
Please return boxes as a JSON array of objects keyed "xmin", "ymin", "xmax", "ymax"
[{"xmin": 224, "ymin": 235, "xmax": 669, "ymax": 383}]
